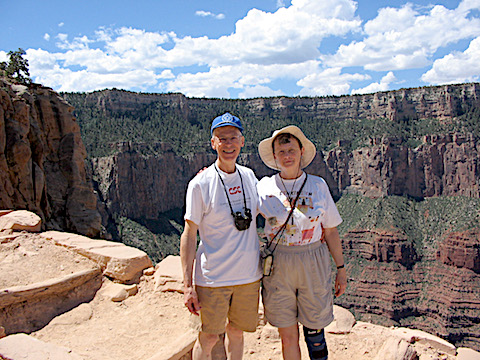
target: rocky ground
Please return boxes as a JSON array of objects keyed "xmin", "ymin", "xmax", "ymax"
[{"xmin": 0, "ymin": 211, "xmax": 479, "ymax": 360}]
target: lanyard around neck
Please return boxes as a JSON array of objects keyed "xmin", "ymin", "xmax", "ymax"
[
  {"xmin": 266, "ymin": 173, "xmax": 308, "ymax": 250},
  {"xmin": 214, "ymin": 164, "xmax": 248, "ymax": 216}
]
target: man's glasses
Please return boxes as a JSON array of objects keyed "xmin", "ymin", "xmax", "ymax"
[{"xmin": 214, "ymin": 135, "xmax": 242, "ymax": 144}]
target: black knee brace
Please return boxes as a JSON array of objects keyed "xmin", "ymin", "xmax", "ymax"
[{"xmin": 303, "ymin": 326, "xmax": 328, "ymax": 360}]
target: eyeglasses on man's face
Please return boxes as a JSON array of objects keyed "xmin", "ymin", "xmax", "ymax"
[{"xmin": 214, "ymin": 135, "xmax": 243, "ymax": 144}]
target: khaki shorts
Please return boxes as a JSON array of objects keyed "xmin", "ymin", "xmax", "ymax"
[
  {"xmin": 196, "ymin": 280, "xmax": 260, "ymax": 334},
  {"xmin": 262, "ymin": 241, "xmax": 334, "ymax": 329}
]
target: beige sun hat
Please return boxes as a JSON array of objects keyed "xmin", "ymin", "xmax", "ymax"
[{"xmin": 258, "ymin": 125, "xmax": 316, "ymax": 170}]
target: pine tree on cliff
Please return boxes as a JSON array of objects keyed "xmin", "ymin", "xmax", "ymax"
[{"xmin": 0, "ymin": 48, "xmax": 32, "ymax": 85}]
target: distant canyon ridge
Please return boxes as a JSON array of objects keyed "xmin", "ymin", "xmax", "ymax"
[{"xmin": 1, "ymin": 76, "xmax": 479, "ymax": 350}]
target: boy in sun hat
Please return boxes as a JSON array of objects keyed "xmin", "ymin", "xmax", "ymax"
[
  {"xmin": 257, "ymin": 125, "xmax": 347, "ymax": 360},
  {"xmin": 180, "ymin": 112, "xmax": 262, "ymax": 360}
]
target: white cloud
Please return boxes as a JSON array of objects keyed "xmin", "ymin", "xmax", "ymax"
[
  {"xmin": 33, "ymin": 65, "xmax": 158, "ymax": 92},
  {"xmin": 239, "ymin": 85, "xmax": 284, "ymax": 98},
  {"xmin": 21, "ymin": 0, "xmax": 480, "ymax": 97},
  {"xmin": 58, "ymin": 22, "xmax": 64, "ymax": 27},
  {"xmin": 421, "ymin": 36, "xmax": 480, "ymax": 84},
  {"xmin": 44, "ymin": 33, "xmax": 50, "ymax": 41},
  {"xmin": 195, "ymin": 10, "xmax": 225, "ymax": 20},
  {"xmin": 325, "ymin": 1, "xmax": 480, "ymax": 71},
  {"xmin": 163, "ymin": 61, "xmax": 319, "ymax": 98},
  {"xmin": 352, "ymin": 71, "xmax": 397, "ymax": 95},
  {"xmin": 157, "ymin": 0, "xmax": 361, "ymax": 72},
  {"xmin": 0, "ymin": 51, "xmax": 7, "ymax": 62},
  {"xmin": 297, "ymin": 67, "xmax": 370, "ymax": 96}
]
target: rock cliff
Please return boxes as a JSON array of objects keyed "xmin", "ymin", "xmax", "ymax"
[
  {"xmin": 90, "ymin": 132, "xmax": 480, "ymax": 222},
  {"xmin": 0, "ymin": 77, "xmax": 101, "ymax": 236},
  {"xmin": 69, "ymin": 82, "xmax": 480, "ymax": 123},
  {"xmin": 3, "ymin": 79, "xmax": 479, "ymax": 352},
  {"xmin": 325, "ymin": 133, "xmax": 480, "ymax": 198}
]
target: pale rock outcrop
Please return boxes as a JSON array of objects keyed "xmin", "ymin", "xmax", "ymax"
[
  {"xmin": 0, "ymin": 333, "xmax": 84, "ymax": 360},
  {"xmin": 326, "ymin": 305, "xmax": 357, "ymax": 334},
  {"xmin": 99, "ymin": 280, "xmax": 138, "ymax": 302},
  {"xmin": 40, "ymin": 230, "xmax": 152, "ymax": 283},
  {"xmin": 0, "ymin": 209, "xmax": 41, "ymax": 232},
  {"xmin": 0, "ymin": 268, "xmax": 102, "ymax": 335},
  {"xmin": 373, "ymin": 337, "xmax": 416, "ymax": 360},
  {"xmin": 146, "ymin": 329, "xmax": 197, "ymax": 360},
  {"xmin": 392, "ymin": 327, "xmax": 457, "ymax": 356},
  {"xmin": 154, "ymin": 254, "xmax": 183, "ymax": 292}
]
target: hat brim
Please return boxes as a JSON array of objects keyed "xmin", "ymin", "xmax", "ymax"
[{"xmin": 258, "ymin": 125, "xmax": 316, "ymax": 170}]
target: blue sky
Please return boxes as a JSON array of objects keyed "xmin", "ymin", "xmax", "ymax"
[{"xmin": 1, "ymin": 0, "xmax": 479, "ymax": 98}]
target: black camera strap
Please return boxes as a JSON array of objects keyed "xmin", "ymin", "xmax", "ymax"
[
  {"xmin": 214, "ymin": 164, "xmax": 248, "ymax": 218},
  {"xmin": 266, "ymin": 173, "xmax": 308, "ymax": 252}
]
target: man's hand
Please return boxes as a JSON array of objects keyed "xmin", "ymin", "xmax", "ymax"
[
  {"xmin": 334, "ymin": 267, "xmax": 347, "ymax": 297},
  {"xmin": 184, "ymin": 286, "xmax": 201, "ymax": 316}
]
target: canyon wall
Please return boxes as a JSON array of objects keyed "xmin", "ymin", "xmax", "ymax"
[
  {"xmin": 0, "ymin": 78, "xmax": 101, "ymax": 236},
  {"xmin": 2, "ymin": 79, "xmax": 479, "ymax": 350},
  {"xmin": 80, "ymin": 84, "xmax": 480, "ymax": 351},
  {"xmin": 71, "ymin": 82, "xmax": 480, "ymax": 123},
  {"xmin": 91, "ymin": 132, "xmax": 479, "ymax": 221}
]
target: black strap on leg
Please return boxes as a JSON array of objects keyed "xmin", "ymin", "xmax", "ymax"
[{"xmin": 303, "ymin": 326, "xmax": 328, "ymax": 360}]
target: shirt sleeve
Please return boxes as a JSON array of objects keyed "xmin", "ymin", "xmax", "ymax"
[
  {"xmin": 257, "ymin": 177, "xmax": 289, "ymax": 225},
  {"xmin": 184, "ymin": 178, "xmax": 203, "ymax": 226},
  {"xmin": 321, "ymin": 179, "xmax": 342, "ymax": 228}
]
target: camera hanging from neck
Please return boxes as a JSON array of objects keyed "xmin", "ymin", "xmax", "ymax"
[{"xmin": 214, "ymin": 164, "xmax": 252, "ymax": 231}]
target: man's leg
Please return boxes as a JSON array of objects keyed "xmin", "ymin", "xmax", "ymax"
[
  {"xmin": 192, "ymin": 331, "xmax": 219, "ymax": 360},
  {"xmin": 278, "ymin": 323, "xmax": 301, "ymax": 360},
  {"xmin": 227, "ymin": 280, "xmax": 260, "ymax": 360},
  {"xmin": 225, "ymin": 323, "xmax": 244, "ymax": 360},
  {"xmin": 303, "ymin": 327, "xmax": 328, "ymax": 360}
]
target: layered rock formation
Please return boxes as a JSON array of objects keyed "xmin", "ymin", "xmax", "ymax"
[
  {"xmin": 336, "ymin": 224, "xmax": 480, "ymax": 350},
  {"xmin": 70, "ymin": 82, "xmax": 480, "ymax": 123},
  {"xmin": 0, "ymin": 77, "xmax": 101, "ymax": 236},
  {"xmin": 325, "ymin": 133, "xmax": 480, "ymax": 199},
  {"xmin": 437, "ymin": 229, "xmax": 480, "ymax": 273},
  {"xmin": 90, "ymin": 132, "xmax": 480, "ymax": 222}
]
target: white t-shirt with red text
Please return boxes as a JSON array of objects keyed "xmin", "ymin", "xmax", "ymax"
[{"xmin": 184, "ymin": 163, "xmax": 262, "ymax": 287}]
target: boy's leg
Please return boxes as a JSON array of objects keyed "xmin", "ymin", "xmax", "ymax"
[
  {"xmin": 303, "ymin": 327, "xmax": 328, "ymax": 360},
  {"xmin": 278, "ymin": 323, "xmax": 301, "ymax": 360}
]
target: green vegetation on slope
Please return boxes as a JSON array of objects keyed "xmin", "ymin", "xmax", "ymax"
[
  {"xmin": 62, "ymin": 90, "xmax": 479, "ymax": 159},
  {"xmin": 336, "ymin": 194, "xmax": 480, "ymax": 257}
]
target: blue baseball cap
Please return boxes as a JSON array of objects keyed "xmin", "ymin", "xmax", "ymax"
[{"xmin": 210, "ymin": 112, "xmax": 243, "ymax": 136}]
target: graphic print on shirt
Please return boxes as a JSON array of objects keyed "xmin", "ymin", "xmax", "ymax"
[
  {"xmin": 267, "ymin": 189, "xmax": 322, "ymax": 246},
  {"xmin": 216, "ymin": 176, "xmax": 251, "ymax": 218},
  {"xmin": 229, "ymin": 186, "xmax": 242, "ymax": 195}
]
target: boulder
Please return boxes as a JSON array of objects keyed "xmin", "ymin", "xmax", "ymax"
[
  {"xmin": 154, "ymin": 255, "xmax": 184, "ymax": 292},
  {"xmin": 391, "ymin": 327, "xmax": 457, "ymax": 356},
  {"xmin": 0, "ymin": 210, "xmax": 41, "ymax": 232},
  {"xmin": 99, "ymin": 281, "xmax": 138, "ymax": 302},
  {"xmin": 40, "ymin": 231, "xmax": 152, "ymax": 283},
  {"xmin": 325, "ymin": 305, "xmax": 356, "ymax": 334}
]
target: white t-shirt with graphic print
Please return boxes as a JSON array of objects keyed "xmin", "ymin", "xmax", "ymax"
[
  {"xmin": 184, "ymin": 163, "xmax": 262, "ymax": 287},
  {"xmin": 257, "ymin": 172, "xmax": 342, "ymax": 246}
]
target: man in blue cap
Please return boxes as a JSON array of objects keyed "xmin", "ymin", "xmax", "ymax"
[{"xmin": 180, "ymin": 113, "xmax": 262, "ymax": 359}]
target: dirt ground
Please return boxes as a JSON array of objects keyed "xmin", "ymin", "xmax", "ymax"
[{"xmin": 0, "ymin": 231, "xmax": 461, "ymax": 360}]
